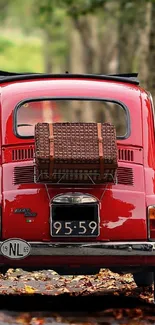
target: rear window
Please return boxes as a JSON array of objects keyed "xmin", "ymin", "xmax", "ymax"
[{"xmin": 15, "ymin": 99, "xmax": 129, "ymax": 138}]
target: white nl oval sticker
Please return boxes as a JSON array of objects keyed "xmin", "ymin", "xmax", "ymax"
[{"xmin": 0, "ymin": 239, "xmax": 31, "ymax": 259}]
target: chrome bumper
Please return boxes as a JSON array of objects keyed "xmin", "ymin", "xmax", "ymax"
[{"xmin": 12, "ymin": 241, "xmax": 155, "ymax": 256}]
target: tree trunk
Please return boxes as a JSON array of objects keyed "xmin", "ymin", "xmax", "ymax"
[
  {"xmin": 117, "ymin": 2, "xmax": 140, "ymax": 73},
  {"xmin": 72, "ymin": 14, "xmax": 99, "ymax": 74},
  {"xmin": 137, "ymin": 2, "xmax": 152, "ymax": 89},
  {"xmin": 98, "ymin": 1, "xmax": 118, "ymax": 74},
  {"xmin": 43, "ymin": 29, "xmax": 53, "ymax": 73}
]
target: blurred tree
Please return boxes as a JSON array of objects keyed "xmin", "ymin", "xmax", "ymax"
[
  {"xmin": 31, "ymin": 0, "xmax": 69, "ymax": 73},
  {"xmin": 61, "ymin": 0, "xmax": 106, "ymax": 74},
  {"xmin": 137, "ymin": 1, "xmax": 152, "ymax": 88},
  {"xmin": 32, "ymin": 0, "xmax": 57, "ymax": 72},
  {"xmin": 148, "ymin": 1, "xmax": 155, "ymax": 101},
  {"xmin": 117, "ymin": 0, "xmax": 148, "ymax": 73},
  {"xmin": 3, "ymin": 0, "xmax": 68, "ymax": 73},
  {"xmin": 0, "ymin": 0, "xmax": 12, "ymax": 20}
]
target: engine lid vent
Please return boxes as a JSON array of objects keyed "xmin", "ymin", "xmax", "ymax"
[
  {"xmin": 13, "ymin": 166, "xmax": 34, "ymax": 184},
  {"xmin": 118, "ymin": 149, "xmax": 134, "ymax": 162},
  {"xmin": 117, "ymin": 167, "xmax": 133, "ymax": 185},
  {"xmin": 12, "ymin": 148, "xmax": 34, "ymax": 161},
  {"xmin": 13, "ymin": 166, "xmax": 134, "ymax": 186}
]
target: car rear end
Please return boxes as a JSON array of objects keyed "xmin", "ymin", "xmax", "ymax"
[{"xmin": 0, "ymin": 73, "xmax": 154, "ymax": 275}]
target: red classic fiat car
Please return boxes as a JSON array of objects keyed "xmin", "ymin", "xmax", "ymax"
[{"xmin": 0, "ymin": 71, "xmax": 155, "ymax": 293}]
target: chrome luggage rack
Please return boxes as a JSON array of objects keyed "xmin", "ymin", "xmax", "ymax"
[
  {"xmin": 33, "ymin": 164, "xmax": 117, "ymax": 204},
  {"xmin": 34, "ymin": 163, "xmax": 118, "ymax": 186}
]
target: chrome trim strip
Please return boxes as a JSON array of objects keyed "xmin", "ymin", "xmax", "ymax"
[{"xmin": 0, "ymin": 241, "xmax": 154, "ymax": 256}]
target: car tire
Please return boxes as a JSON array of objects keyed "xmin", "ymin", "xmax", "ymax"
[{"xmin": 133, "ymin": 271, "xmax": 154, "ymax": 287}]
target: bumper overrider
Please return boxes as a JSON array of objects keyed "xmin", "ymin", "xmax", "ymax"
[{"xmin": 1, "ymin": 240, "xmax": 155, "ymax": 259}]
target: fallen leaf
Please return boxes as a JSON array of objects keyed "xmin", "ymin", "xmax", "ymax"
[
  {"xmin": 30, "ymin": 317, "xmax": 44, "ymax": 325},
  {"xmin": 24, "ymin": 285, "xmax": 36, "ymax": 294}
]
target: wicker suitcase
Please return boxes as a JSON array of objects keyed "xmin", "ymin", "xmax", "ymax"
[{"xmin": 34, "ymin": 122, "xmax": 118, "ymax": 184}]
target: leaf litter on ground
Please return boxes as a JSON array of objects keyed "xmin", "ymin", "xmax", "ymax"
[
  {"xmin": 0, "ymin": 270, "xmax": 154, "ymax": 324},
  {"xmin": 0, "ymin": 268, "xmax": 153, "ymax": 305}
]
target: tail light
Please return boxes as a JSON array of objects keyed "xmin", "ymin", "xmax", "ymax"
[{"xmin": 148, "ymin": 206, "xmax": 155, "ymax": 239}]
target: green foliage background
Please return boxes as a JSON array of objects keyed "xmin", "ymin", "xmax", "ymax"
[{"xmin": 0, "ymin": 33, "xmax": 43, "ymax": 72}]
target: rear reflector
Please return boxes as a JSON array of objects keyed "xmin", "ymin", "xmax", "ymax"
[{"xmin": 148, "ymin": 206, "xmax": 155, "ymax": 220}]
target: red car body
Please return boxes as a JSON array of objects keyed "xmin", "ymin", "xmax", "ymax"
[{"xmin": 0, "ymin": 71, "xmax": 155, "ymax": 279}]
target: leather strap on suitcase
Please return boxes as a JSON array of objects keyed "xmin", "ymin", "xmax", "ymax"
[
  {"xmin": 49, "ymin": 123, "xmax": 54, "ymax": 176},
  {"xmin": 97, "ymin": 123, "xmax": 104, "ymax": 177}
]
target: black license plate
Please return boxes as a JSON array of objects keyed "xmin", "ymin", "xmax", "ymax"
[{"xmin": 51, "ymin": 219, "xmax": 99, "ymax": 237}]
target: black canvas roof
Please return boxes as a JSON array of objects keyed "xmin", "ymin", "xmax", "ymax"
[{"xmin": 0, "ymin": 71, "xmax": 140, "ymax": 85}]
